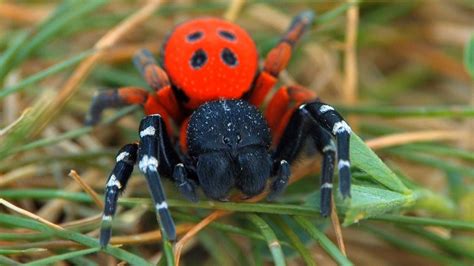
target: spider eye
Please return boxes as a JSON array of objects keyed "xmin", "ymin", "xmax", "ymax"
[
  {"xmin": 218, "ymin": 30, "xmax": 236, "ymax": 41},
  {"xmin": 190, "ymin": 49, "xmax": 207, "ymax": 69},
  {"xmin": 221, "ymin": 48, "xmax": 238, "ymax": 67},
  {"xmin": 186, "ymin": 31, "xmax": 203, "ymax": 42}
]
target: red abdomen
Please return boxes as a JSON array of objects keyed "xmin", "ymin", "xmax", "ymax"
[{"xmin": 162, "ymin": 18, "xmax": 259, "ymax": 110}]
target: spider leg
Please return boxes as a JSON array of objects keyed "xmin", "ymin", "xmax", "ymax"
[
  {"xmin": 133, "ymin": 48, "xmax": 184, "ymax": 122},
  {"xmin": 86, "ymin": 49, "xmax": 184, "ymax": 126},
  {"xmin": 313, "ymin": 125, "xmax": 336, "ymax": 217},
  {"xmin": 133, "ymin": 49, "xmax": 170, "ymax": 92},
  {"xmin": 301, "ymin": 102, "xmax": 352, "ymax": 198},
  {"xmin": 266, "ymin": 85, "xmax": 350, "ymax": 216},
  {"xmin": 138, "ymin": 114, "xmax": 177, "ymax": 241},
  {"xmin": 85, "ymin": 87, "xmax": 148, "ymax": 125},
  {"xmin": 100, "ymin": 143, "xmax": 138, "ymax": 247},
  {"xmin": 248, "ymin": 10, "xmax": 315, "ymax": 106},
  {"xmin": 139, "ymin": 113, "xmax": 197, "ymax": 203}
]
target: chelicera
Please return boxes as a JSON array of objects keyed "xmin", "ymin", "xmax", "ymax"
[{"xmin": 86, "ymin": 11, "xmax": 352, "ymax": 246}]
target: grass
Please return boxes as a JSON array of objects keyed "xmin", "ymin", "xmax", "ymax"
[{"xmin": 0, "ymin": 0, "xmax": 473, "ymax": 265}]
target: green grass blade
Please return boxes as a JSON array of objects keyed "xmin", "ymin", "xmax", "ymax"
[
  {"xmin": 272, "ymin": 217, "xmax": 316, "ymax": 266},
  {"xmin": 371, "ymin": 214, "xmax": 474, "ymax": 231},
  {"xmin": 396, "ymin": 144, "xmax": 474, "ymax": 162},
  {"xmin": 389, "ymin": 149, "xmax": 474, "ymax": 178},
  {"xmin": 0, "ymin": 213, "xmax": 151, "ymax": 265},
  {"xmin": 315, "ymin": 2, "xmax": 354, "ymax": 24},
  {"xmin": 0, "ymin": 49, "xmax": 94, "ymax": 98},
  {"xmin": 24, "ymin": 247, "xmax": 100, "ymax": 266},
  {"xmin": 1, "ymin": 105, "xmax": 138, "ymax": 157},
  {"xmin": 0, "ymin": 189, "xmax": 320, "ymax": 217},
  {"xmin": 247, "ymin": 214, "xmax": 286, "ymax": 266},
  {"xmin": 402, "ymin": 226, "xmax": 474, "ymax": 260},
  {"xmin": 0, "ymin": 255, "xmax": 20, "ymax": 266},
  {"xmin": 198, "ymin": 233, "xmax": 235, "ymax": 266},
  {"xmin": 464, "ymin": 34, "xmax": 474, "ymax": 79},
  {"xmin": 11, "ymin": 0, "xmax": 106, "ymax": 71},
  {"xmin": 172, "ymin": 212, "xmax": 288, "ymax": 246},
  {"xmin": 162, "ymin": 240, "xmax": 175, "ymax": 266},
  {"xmin": 0, "ymin": 31, "xmax": 30, "ymax": 83},
  {"xmin": 361, "ymin": 224, "xmax": 466, "ymax": 266},
  {"xmin": 337, "ymin": 105, "xmax": 474, "ymax": 118},
  {"xmin": 293, "ymin": 216, "xmax": 353, "ymax": 266}
]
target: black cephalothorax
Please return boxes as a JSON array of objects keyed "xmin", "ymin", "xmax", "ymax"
[{"xmin": 187, "ymin": 100, "xmax": 273, "ymax": 200}]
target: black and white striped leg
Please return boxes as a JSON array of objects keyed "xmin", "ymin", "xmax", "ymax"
[
  {"xmin": 312, "ymin": 125, "xmax": 336, "ymax": 216},
  {"xmin": 302, "ymin": 102, "xmax": 352, "ymax": 198},
  {"xmin": 100, "ymin": 143, "xmax": 138, "ymax": 248},
  {"xmin": 138, "ymin": 115, "xmax": 176, "ymax": 241}
]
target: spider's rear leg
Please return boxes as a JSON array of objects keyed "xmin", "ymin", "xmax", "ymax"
[
  {"xmin": 100, "ymin": 143, "xmax": 138, "ymax": 247},
  {"xmin": 85, "ymin": 87, "xmax": 148, "ymax": 126},
  {"xmin": 248, "ymin": 10, "xmax": 315, "ymax": 106}
]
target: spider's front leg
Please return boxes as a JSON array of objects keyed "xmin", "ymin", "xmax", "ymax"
[
  {"xmin": 137, "ymin": 115, "xmax": 176, "ymax": 241},
  {"xmin": 138, "ymin": 114, "xmax": 198, "ymax": 241},
  {"xmin": 100, "ymin": 143, "xmax": 138, "ymax": 247}
]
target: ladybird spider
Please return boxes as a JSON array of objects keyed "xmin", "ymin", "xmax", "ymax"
[{"xmin": 86, "ymin": 11, "xmax": 352, "ymax": 247}]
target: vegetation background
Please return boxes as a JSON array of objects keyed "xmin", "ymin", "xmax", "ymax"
[{"xmin": 0, "ymin": 0, "xmax": 472, "ymax": 265}]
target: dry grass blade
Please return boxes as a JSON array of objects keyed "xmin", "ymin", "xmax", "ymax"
[
  {"xmin": 331, "ymin": 195, "xmax": 347, "ymax": 256},
  {"xmin": 0, "ymin": 108, "xmax": 30, "ymax": 136},
  {"xmin": 0, "ymin": 2, "xmax": 48, "ymax": 24},
  {"xmin": 111, "ymin": 224, "xmax": 194, "ymax": 246},
  {"xmin": 174, "ymin": 211, "xmax": 229, "ymax": 265},
  {"xmin": 33, "ymin": 0, "xmax": 164, "ymax": 135},
  {"xmin": 223, "ymin": 0, "xmax": 246, "ymax": 22},
  {"xmin": 343, "ymin": 0, "xmax": 359, "ymax": 127},
  {"xmin": 0, "ymin": 165, "xmax": 37, "ymax": 187},
  {"xmin": 0, "ymin": 198, "xmax": 64, "ymax": 231},
  {"xmin": 68, "ymin": 169, "xmax": 104, "ymax": 209},
  {"xmin": 366, "ymin": 130, "xmax": 467, "ymax": 150}
]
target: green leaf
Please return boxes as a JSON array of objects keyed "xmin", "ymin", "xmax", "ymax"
[
  {"xmin": 305, "ymin": 185, "xmax": 416, "ymax": 225},
  {"xmin": 350, "ymin": 134, "xmax": 410, "ymax": 194},
  {"xmin": 343, "ymin": 185, "xmax": 416, "ymax": 225},
  {"xmin": 464, "ymin": 34, "xmax": 474, "ymax": 80}
]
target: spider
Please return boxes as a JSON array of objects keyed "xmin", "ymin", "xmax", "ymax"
[{"xmin": 86, "ymin": 10, "xmax": 352, "ymax": 247}]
